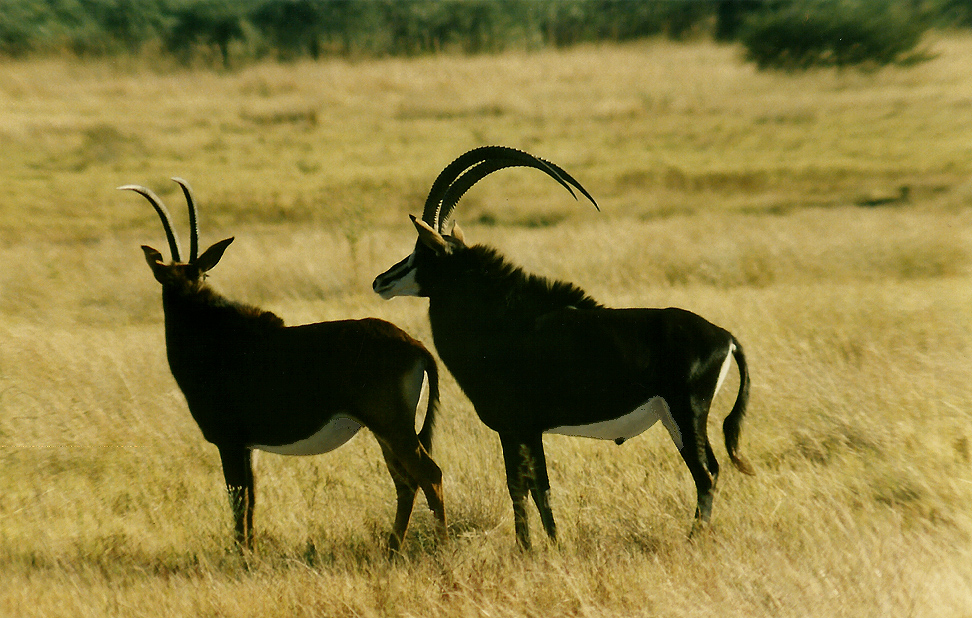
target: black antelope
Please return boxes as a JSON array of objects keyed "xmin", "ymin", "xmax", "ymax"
[
  {"xmin": 373, "ymin": 146, "xmax": 755, "ymax": 548},
  {"xmin": 122, "ymin": 178, "xmax": 446, "ymax": 553}
]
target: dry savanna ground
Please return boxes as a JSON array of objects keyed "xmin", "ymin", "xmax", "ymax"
[{"xmin": 1, "ymin": 34, "xmax": 972, "ymax": 617}]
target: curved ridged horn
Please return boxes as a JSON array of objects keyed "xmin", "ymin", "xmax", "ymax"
[
  {"xmin": 118, "ymin": 184, "xmax": 183, "ymax": 262},
  {"xmin": 171, "ymin": 178, "xmax": 199, "ymax": 262},
  {"xmin": 422, "ymin": 146, "xmax": 598, "ymax": 233}
]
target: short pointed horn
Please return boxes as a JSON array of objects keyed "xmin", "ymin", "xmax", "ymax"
[
  {"xmin": 118, "ymin": 184, "xmax": 182, "ymax": 262},
  {"xmin": 422, "ymin": 146, "xmax": 598, "ymax": 233},
  {"xmin": 171, "ymin": 178, "xmax": 199, "ymax": 262}
]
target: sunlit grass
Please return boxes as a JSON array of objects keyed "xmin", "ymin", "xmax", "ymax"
[
  {"xmin": 2, "ymin": 35, "xmax": 971, "ymax": 240},
  {"xmin": 2, "ymin": 35, "xmax": 972, "ymax": 617}
]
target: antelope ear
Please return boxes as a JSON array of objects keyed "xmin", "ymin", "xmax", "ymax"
[
  {"xmin": 195, "ymin": 237, "xmax": 234, "ymax": 273},
  {"xmin": 449, "ymin": 221, "xmax": 465, "ymax": 244},
  {"xmin": 410, "ymin": 215, "xmax": 450, "ymax": 255},
  {"xmin": 141, "ymin": 245, "xmax": 164, "ymax": 265},
  {"xmin": 141, "ymin": 245, "xmax": 167, "ymax": 282}
]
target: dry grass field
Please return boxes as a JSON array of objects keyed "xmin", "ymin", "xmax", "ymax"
[{"xmin": 2, "ymin": 34, "xmax": 972, "ymax": 617}]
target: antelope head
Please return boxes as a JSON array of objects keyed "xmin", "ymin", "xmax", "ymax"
[
  {"xmin": 372, "ymin": 146, "xmax": 598, "ymax": 299},
  {"xmin": 120, "ymin": 178, "xmax": 234, "ymax": 292}
]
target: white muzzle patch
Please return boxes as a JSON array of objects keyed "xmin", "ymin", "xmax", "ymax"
[{"xmin": 374, "ymin": 253, "xmax": 421, "ymax": 299}]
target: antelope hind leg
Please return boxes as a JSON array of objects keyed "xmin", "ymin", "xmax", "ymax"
[
  {"xmin": 378, "ymin": 443, "xmax": 418, "ymax": 554},
  {"xmin": 381, "ymin": 434, "xmax": 447, "ymax": 545}
]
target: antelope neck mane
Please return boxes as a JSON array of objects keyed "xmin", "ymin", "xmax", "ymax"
[
  {"xmin": 163, "ymin": 281, "xmax": 284, "ymax": 328},
  {"xmin": 463, "ymin": 244, "xmax": 601, "ymax": 315}
]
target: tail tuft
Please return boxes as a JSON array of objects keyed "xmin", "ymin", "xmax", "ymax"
[{"xmin": 729, "ymin": 451, "xmax": 757, "ymax": 477}]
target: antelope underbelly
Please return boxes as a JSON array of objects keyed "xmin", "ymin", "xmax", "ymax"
[
  {"xmin": 252, "ymin": 415, "xmax": 362, "ymax": 456},
  {"xmin": 545, "ymin": 396, "xmax": 683, "ymax": 450}
]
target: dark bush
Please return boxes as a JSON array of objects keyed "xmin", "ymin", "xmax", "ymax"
[
  {"xmin": 164, "ymin": 0, "xmax": 247, "ymax": 67},
  {"xmin": 81, "ymin": 0, "xmax": 167, "ymax": 54},
  {"xmin": 715, "ymin": 0, "xmax": 764, "ymax": 41},
  {"xmin": 251, "ymin": 0, "xmax": 334, "ymax": 59},
  {"xmin": 739, "ymin": 1, "xmax": 931, "ymax": 71},
  {"xmin": 537, "ymin": 0, "xmax": 711, "ymax": 46},
  {"xmin": 931, "ymin": 0, "xmax": 972, "ymax": 27}
]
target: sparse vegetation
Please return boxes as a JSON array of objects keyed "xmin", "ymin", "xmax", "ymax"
[
  {"xmin": 0, "ymin": 0, "xmax": 719, "ymax": 63},
  {"xmin": 1, "ymin": 0, "xmax": 966, "ymax": 70},
  {"xmin": 2, "ymin": 33, "xmax": 972, "ymax": 617}
]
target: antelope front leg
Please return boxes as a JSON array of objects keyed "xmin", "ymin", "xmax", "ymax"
[
  {"xmin": 217, "ymin": 443, "xmax": 254, "ymax": 550},
  {"xmin": 500, "ymin": 434, "xmax": 536, "ymax": 550},
  {"xmin": 524, "ymin": 435, "xmax": 557, "ymax": 543}
]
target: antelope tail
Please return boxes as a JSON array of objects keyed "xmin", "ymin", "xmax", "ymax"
[{"xmin": 723, "ymin": 337, "xmax": 756, "ymax": 476}]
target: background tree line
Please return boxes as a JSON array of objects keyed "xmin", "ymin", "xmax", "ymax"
[{"xmin": 1, "ymin": 0, "xmax": 971, "ymax": 70}]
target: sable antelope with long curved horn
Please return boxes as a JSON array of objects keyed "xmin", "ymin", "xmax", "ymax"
[
  {"xmin": 374, "ymin": 146, "xmax": 754, "ymax": 548},
  {"xmin": 122, "ymin": 178, "xmax": 446, "ymax": 552}
]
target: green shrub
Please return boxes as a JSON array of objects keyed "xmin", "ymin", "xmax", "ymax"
[
  {"xmin": 739, "ymin": 0, "xmax": 931, "ymax": 71},
  {"xmin": 0, "ymin": 3, "xmax": 38, "ymax": 57}
]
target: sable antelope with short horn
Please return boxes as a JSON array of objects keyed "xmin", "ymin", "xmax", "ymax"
[
  {"xmin": 122, "ymin": 178, "xmax": 446, "ymax": 552},
  {"xmin": 373, "ymin": 146, "xmax": 754, "ymax": 548}
]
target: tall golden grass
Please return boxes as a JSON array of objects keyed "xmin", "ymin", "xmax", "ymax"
[{"xmin": 2, "ymin": 35, "xmax": 971, "ymax": 617}]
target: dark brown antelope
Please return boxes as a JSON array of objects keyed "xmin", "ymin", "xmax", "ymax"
[
  {"xmin": 122, "ymin": 178, "xmax": 446, "ymax": 553},
  {"xmin": 373, "ymin": 146, "xmax": 755, "ymax": 548}
]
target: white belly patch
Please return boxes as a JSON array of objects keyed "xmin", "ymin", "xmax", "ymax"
[
  {"xmin": 545, "ymin": 396, "xmax": 683, "ymax": 450},
  {"xmin": 252, "ymin": 415, "xmax": 362, "ymax": 456}
]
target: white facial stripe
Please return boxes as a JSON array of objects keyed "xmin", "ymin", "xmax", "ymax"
[
  {"xmin": 252, "ymin": 415, "xmax": 362, "ymax": 456},
  {"xmin": 546, "ymin": 396, "xmax": 682, "ymax": 450},
  {"xmin": 713, "ymin": 343, "xmax": 735, "ymax": 399},
  {"xmin": 375, "ymin": 253, "xmax": 421, "ymax": 299}
]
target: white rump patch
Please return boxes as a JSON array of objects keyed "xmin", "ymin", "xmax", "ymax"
[
  {"xmin": 714, "ymin": 343, "xmax": 735, "ymax": 399},
  {"xmin": 403, "ymin": 360, "xmax": 428, "ymax": 431},
  {"xmin": 252, "ymin": 415, "xmax": 362, "ymax": 456},
  {"xmin": 546, "ymin": 396, "xmax": 683, "ymax": 450}
]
